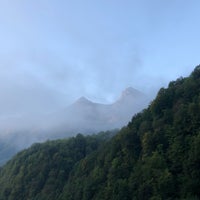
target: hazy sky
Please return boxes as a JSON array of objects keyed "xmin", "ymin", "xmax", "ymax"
[{"xmin": 0, "ymin": 0, "xmax": 200, "ymax": 116}]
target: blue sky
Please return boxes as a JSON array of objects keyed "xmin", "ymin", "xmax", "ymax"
[{"xmin": 0, "ymin": 0, "xmax": 200, "ymax": 115}]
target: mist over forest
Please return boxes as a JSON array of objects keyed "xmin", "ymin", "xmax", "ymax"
[
  {"xmin": 0, "ymin": 66, "xmax": 200, "ymax": 199},
  {"xmin": 0, "ymin": 1, "xmax": 200, "ymax": 199},
  {"xmin": 0, "ymin": 87, "xmax": 150, "ymax": 165}
]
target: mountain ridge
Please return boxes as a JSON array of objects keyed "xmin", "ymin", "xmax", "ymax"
[
  {"xmin": 72, "ymin": 87, "xmax": 146, "ymax": 106},
  {"xmin": 0, "ymin": 87, "xmax": 149, "ymax": 165},
  {"xmin": 60, "ymin": 86, "xmax": 149, "ymax": 133}
]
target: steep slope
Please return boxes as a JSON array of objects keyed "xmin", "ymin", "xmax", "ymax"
[{"xmin": 0, "ymin": 66, "xmax": 200, "ymax": 199}]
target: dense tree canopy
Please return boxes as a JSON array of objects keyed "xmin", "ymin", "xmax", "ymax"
[{"xmin": 0, "ymin": 65, "xmax": 200, "ymax": 199}]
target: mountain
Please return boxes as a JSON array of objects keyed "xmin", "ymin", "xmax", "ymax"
[
  {"xmin": 52, "ymin": 87, "xmax": 149, "ymax": 134},
  {"xmin": 110, "ymin": 87, "xmax": 147, "ymax": 126},
  {"xmin": 0, "ymin": 65, "xmax": 200, "ymax": 199},
  {"xmin": 0, "ymin": 87, "xmax": 149, "ymax": 166}
]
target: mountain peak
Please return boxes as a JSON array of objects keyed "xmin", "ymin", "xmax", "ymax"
[
  {"xmin": 121, "ymin": 87, "xmax": 144, "ymax": 98},
  {"xmin": 75, "ymin": 96, "xmax": 93, "ymax": 105}
]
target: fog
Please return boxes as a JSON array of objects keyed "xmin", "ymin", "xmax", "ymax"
[
  {"xmin": 0, "ymin": 0, "xmax": 200, "ymax": 164},
  {"xmin": 0, "ymin": 86, "xmax": 151, "ymax": 165}
]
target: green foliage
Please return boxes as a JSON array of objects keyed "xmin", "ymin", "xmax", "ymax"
[
  {"xmin": 0, "ymin": 131, "xmax": 115, "ymax": 200},
  {"xmin": 1, "ymin": 66, "xmax": 200, "ymax": 199}
]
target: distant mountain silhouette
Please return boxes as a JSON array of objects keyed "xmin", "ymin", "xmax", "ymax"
[
  {"xmin": 0, "ymin": 87, "xmax": 149, "ymax": 165},
  {"xmin": 52, "ymin": 87, "xmax": 149, "ymax": 134}
]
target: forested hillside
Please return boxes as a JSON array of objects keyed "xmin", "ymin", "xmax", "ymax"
[
  {"xmin": 0, "ymin": 66, "xmax": 200, "ymax": 200},
  {"xmin": 0, "ymin": 131, "xmax": 116, "ymax": 200}
]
